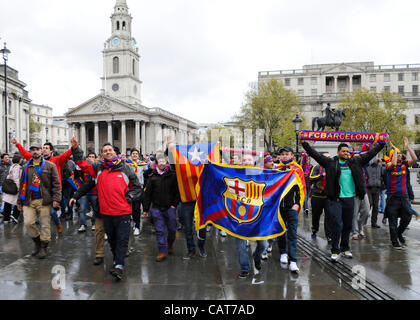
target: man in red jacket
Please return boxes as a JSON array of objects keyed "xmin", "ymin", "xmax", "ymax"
[
  {"xmin": 12, "ymin": 138, "xmax": 73, "ymax": 233},
  {"xmin": 71, "ymin": 140, "xmax": 142, "ymax": 281}
]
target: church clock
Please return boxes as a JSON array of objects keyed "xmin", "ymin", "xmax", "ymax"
[
  {"xmin": 112, "ymin": 83, "xmax": 119, "ymax": 91},
  {"xmin": 112, "ymin": 37, "xmax": 120, "ymax": 46}
]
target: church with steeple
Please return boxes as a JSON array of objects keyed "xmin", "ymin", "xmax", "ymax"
[{"xmin": 66, "ymin": 0, "xmax": 197, "ymax": 155}]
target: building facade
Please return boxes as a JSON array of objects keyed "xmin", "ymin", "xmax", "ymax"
[
  {"xmin": 259, "ymin": 61, "xmax": 420, "ymax": 153},
  {"xmin": 0, "ymin": 64, "xmax": 31, "ymax": 153},
  {"xmin": 66, "ymin": 0, "xmax": 197, "ymax": 155}
]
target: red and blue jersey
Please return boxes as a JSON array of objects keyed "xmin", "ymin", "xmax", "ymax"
[{"xmin": 386, "ymin": 161, "xmax": 409, "ymax": 195}]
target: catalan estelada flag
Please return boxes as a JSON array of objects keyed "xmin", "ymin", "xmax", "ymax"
[
  {"xmin": 171, "ymin": 142, "xmax": 220, "ymax": 203},
  {"xmin": 194, "ymin": 162, "xmax": 306, "ymax": 240}
]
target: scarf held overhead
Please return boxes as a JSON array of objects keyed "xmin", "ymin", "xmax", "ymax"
[{"xmin": 300, "ymin": 130, "xmax": 388, "ymax": 144}]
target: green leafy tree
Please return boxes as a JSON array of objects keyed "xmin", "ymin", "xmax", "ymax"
[
  {"xmin": 235, "ymin": 79, "xmax": 306, "ymax": 153},
  {"xmin": 338, "ymin": 88, "xmax": 417, "ymax": 150},
  {"xmin": 29, "ymin": 114, "xmax": 42, "ymax": 144}
]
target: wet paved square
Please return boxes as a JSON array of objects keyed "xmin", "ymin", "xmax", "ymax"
[{"xmin": 1, "ymin": 206, "xmax": 420, "ymax": 300}]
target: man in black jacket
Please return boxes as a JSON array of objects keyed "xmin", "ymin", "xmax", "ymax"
[
  {"xmin": 143, "ymin": 154, "xmax": 180, "ymax": 262},
  {"xmin": 301, "ymin": 138, "xmax": 385, "ymax": 262},
  {"xmin": 366, "ymin": 157, "xmax": 385, "ymax": 228}
]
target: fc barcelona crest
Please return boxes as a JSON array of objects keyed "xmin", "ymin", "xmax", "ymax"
[{"xmin": 223, "ymin": 177, "xmax": 266, "ymax": 224}]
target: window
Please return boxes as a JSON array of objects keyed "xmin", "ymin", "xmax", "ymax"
[
  {"xmin": 297, "ymin": 89, "xmax": 304, "ymax": 96},
  {"xmin": 113, "ymin": 126, "xmax": 119, "ymax": 141},
  {"xmin": 88, "ymin": 127, "xmax": 94, "ymax": 142},
  {"xmin": 122, "ymin": 21, "xmax": 126, "ymax": 30},
  {"xmin": 116, "ymin": 21, "xmax": 120, "ymax": 30},
  {"xmin": 311, "ymin": 77, "xmax": 317, "ymax": 85},
  {"xmin": 132, "ymin": 59, "xmax": 135, "ymax": 76},
  {"xmin": 284, "ymin": 78, "xmax": 291, "ymax": 86},
  {"xmin": 38, "ymin": 107, "xmax": 40, "ymax": 113},
  {"xmin": 384, "ymin": 73, "xmax": 390, "ymax": 82},
  {"xmin": 415, "ymin": 115, "xmax": 420, "ymax": 125},
  {"xmin": 46, "ymin": 119, "xmax": 48, "ymax": 124},
  {"xmin": 413, "ymin": 72, "xmax": 419, "ymax": 81},
  {"xmin": 398, "ymin": 85, "xmax": 404, "ymax": 94},
  {"xmin": 298, "ymin": 77, "xmax": 304, "ymax": 85},
  {"xmin": 370, "ymin": 74, "xmax": 376, "ymax": 82},
  {"xmin": 370, "ymin": 86, "xmax": 376, "ymax": 92},
  {"xmin": 413, "ymin": 85, "xmax": 418, "ymax": 96},
  {"xmin": 311, "ymin": 89, "xmax": 317, "ymax": 96},
  {"xmin": 384, "ymin": 86, "xmax": 391, "ymax": 92},
  {"xmin": 113, "ymin": 56, "xmax": 119, "ymax": 74},
  {"xmin": 37, "ymin": 117, "xmax": 40, "ymax": 122},
  {"xmin": 398, "ymin": 73, "xmax": 404, "ymax": 81}
]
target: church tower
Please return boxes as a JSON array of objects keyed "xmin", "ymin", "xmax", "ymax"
[{"xmin": 102, "ymin": 0, "xmax": 142, "ymax": 105}]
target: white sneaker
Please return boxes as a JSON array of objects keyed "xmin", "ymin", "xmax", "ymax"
[
  {"xmin": 219, "ymin": 230, "xmax": 227, "ymax": 237},
  {"xmin": 261, "ymin": 253, "xmax": 268, "ymax": 260},
  {"xmin": 78, "ymin": 225, "xmax": 86, "ymax": 232},
  {"xmin": 341, "ymin": 251, "xmax": 353, "ymax": 259},
  {"xmin": 280, "ymin": 253, "xmax": 288, "ymax": 264},
  {"xmin": 246, "ymin": 240, "xmax": 250, "ymax": 247},
  {"xmin": 91, "ymin": 225, "xmax": 96, "ymax": 231},
  {"xmin": 134, "ymin": 228, "xmax": 140, "ymax": 236},
  {"xmin": 289, "ymin": 261, "xmax": 299, "ymax": 274},
  {"xmin": 104, "ymin": 234, "xmax": 108, "ymax": 240},
  {"xmin": 331, "ymin": 253, "xmax": 339, "ymax": 263},
  {"xmin": 267, "ymin": 244, "xmax": 273, "ymax": 253}
]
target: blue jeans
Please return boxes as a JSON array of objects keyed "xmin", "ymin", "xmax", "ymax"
[
  {"xmin": 329, "ymin": 197, "xmax": 355, "ymax": 254},
  {"xmin": 179, "ymin": 201, "xmax": 206, "ymax": 254},
  {"xmin": 60, "ymin": 186, "xmax": 74, "ymax": 215},
  {"xmin": 278, "ymin": 209, "xmax": 299, "ymax": 262},
  {"xmin": 379, "ymin": 190, "xmax": 386, "ymax": 212},
  {"xmin": 236, "ymin": 238, "xmax": 267, "ymax": 272},
  {"xmin": 50, "ymin": 207, "xmax": 60, "ymax": 226},
  {"xmin": 262, "ymin": 238, "xmax": 276, "ymax": 255},
  {"xmin": 79, "ymin": 195, "xmax": 96, "ymax": 226}
]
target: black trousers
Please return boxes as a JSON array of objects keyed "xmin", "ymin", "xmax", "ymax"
[
  {"xmin": 311, "ymin": 196, "xmax": 332, "ymax": 239},
  {"xmin": 132, "ymin": 195, "xmax": 143, "ymax": 229},
  {"xmin": 3, "ymin": 202, "xmax": 20, "ymax": 221},
  {"xmin": 387, "ymin": 195, "xmax": 412, "ymax": 244},
  {"xmin": 367, "ymin": 188, "xmax": 380, "ymax": 225},
  {"xmin": 102, "ymin": 214, "xmax": 131, "ymax": 267},
  {"xmin": 329, "ymin": 197, "xmax": 355, "ymax": 254}
]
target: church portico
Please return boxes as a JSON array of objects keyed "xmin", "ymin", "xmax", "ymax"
[{"xmin": 66, "ymin": 0, "xmax": 197, "ymax": 155}]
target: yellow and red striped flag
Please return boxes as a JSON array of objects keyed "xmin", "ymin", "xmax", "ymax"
[{"xmin": 171, "ymin": 142, "xmax": 220, "ymax": 203}]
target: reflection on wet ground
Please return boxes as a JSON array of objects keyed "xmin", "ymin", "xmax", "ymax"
[{"xmin": 1, "ymin": 207, "xmax": 420, "ymax": 300}]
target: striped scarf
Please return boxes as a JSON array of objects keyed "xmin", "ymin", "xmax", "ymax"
[
  {"xmin": 102, "ymin": 156, "xmax": 122, "ymax": 169},
  {"xmin": 19, "ymin": 159, "xmax": 45, "ymax": 201},
  {"xmin": 125, "ymin": 159, "xmax": 138, "ymax": 174}
]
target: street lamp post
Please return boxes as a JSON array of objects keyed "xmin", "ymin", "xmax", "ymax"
[
  {"xmin": 292, "ymin": 114, "xmax": 303, "ymax": 161},
  {"xmin": 1, "ymin": 43, "xmax": 11, "ymax": 153}
]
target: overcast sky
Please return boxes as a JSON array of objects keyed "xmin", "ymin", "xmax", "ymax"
[{"xmin": 1, "ymin": 0, "xmax": 420, "ymax": 124}]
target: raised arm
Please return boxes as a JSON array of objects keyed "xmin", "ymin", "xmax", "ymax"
[
  {"xmin": 404, "ymin": 137, "xmax": 418, "ymax": 167},
  {"xmin": 359, "ymin": 143, "xmax": 385, "ymax": 166},
  {"xmin": 301, "ymin": 141, "xmax": 329, "ymax": 168},
  {"xmin": 12, "ymin": 138, "xmax": 32, "ymax": 161}
]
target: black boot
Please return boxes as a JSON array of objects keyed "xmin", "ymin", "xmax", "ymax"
[
  {"xmin": 38, "ymin": 241, "xmax": 49, "ymax": 259},
  {"xmin": 31, "ymin": 236, "xmax": 41, "ymax": 256}
]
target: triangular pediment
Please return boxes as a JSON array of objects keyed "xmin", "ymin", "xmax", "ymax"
[
  {"xmin": 66, "ymin": 94, "xmax": 139, "ymax": 117},
  {"xmin": 321, "ymin": 63, "xmax": 367, "ymax": 74}
]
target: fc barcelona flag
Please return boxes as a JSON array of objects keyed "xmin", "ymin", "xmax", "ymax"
[
  {"xmin": 172, "ymin": 142, "xmax": 220, "ymax": 203},
  {"xmin": 194, "ymin": 162, "xmax": 306, "ymax": 240}
]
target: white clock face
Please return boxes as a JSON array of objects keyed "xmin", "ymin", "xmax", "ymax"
[
  {"xmin": 131, "ymin": 40, "xmax": 136, "ymax": 49},
  {"xmin": 112, "ymin": 37, "xmax": 120, "ymax": 46}
]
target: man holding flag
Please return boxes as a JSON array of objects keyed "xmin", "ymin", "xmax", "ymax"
[{"xmin": 168, "ymin": 137, "xmax": 220, "ymax": 259}]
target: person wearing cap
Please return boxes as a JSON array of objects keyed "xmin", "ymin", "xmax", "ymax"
[
  {"xmin": 275, "ymin": 146, "xmax": 302, "ymax": 274},
  {"xmin": 17, "ymin": 143, "xmax": 61, "ymax": 259},
  {"xmin": 385, "ymin": 138, "xmax": 417, "ymax": 249},
  {"xmin": 12, "ymin": 138, "xmax": 74, "ymax": 234},
  {"xmin": 301, "ymin": 137, "xmax": 386, "ymax": 262}
]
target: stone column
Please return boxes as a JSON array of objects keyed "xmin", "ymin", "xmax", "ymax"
[
  {"xmin": 80, "ymin": 122, "xmax": 86, "ymax": 153},
  {"xmin": 141, "ymin": 121, "xmax": 146, "ymax": 155},
  {"xmin": 135, "ymin": 120, "xmax": 141, "ymax": 151},
  {"xmin": 349, "ymin": 76, "xmax": 353, "ymax": 92},
  {"xmin": 334, "ymin": 76, "xmax": 338, "ymax": 94},
  {"xmin": 155, "ymin": 123, "xmax": 162, "ymax": 152},
  {"xmin": 107, "ymin": 121, "xmax": 112, "ymax": 144},
  {"xmin": 121, "ymin": 120, "xmax": 127, "ymax": 155},
  {"xmin": 94, "ymin": 122, "xmax": 99, "ymax": 155}
]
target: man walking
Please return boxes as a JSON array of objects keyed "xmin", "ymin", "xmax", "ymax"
[
  {"xmin": 366, "ymin": 157, "xmax": 385, "ymax": 228},
  {"xmin": 301, "ymin": 138, "xmax": 385, "ymax": 262},
  {"xmin": 71, "ymin": 141, "xmax": 142, "ymax": 279},
  {"xmin": 17, "ymin": 143, "xmax": 61, "ymax": 259}
]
